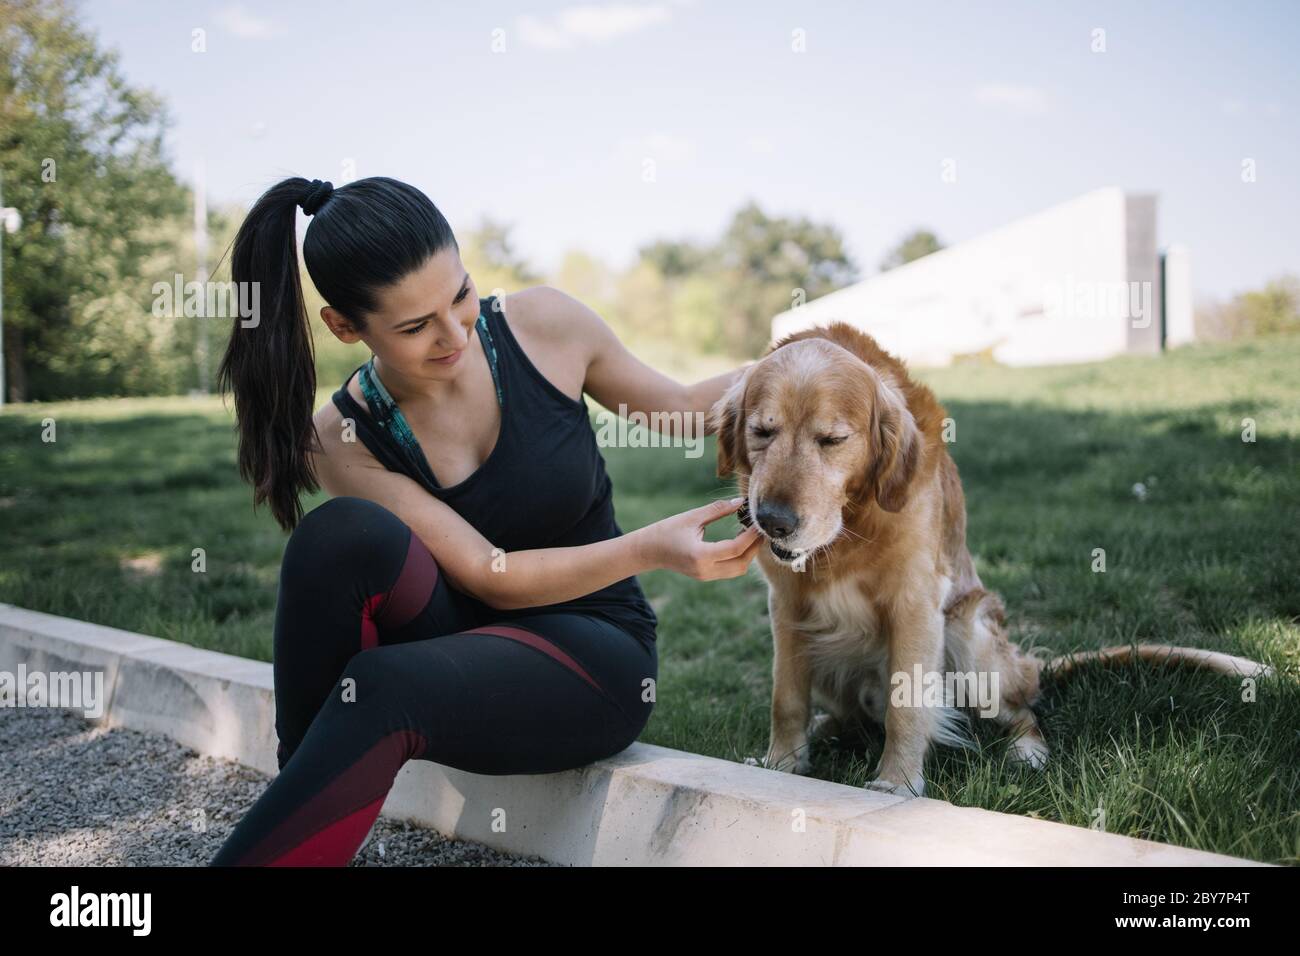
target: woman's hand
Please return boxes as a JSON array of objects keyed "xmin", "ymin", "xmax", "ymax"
[{"xmin": 641, "ymin": 497, "xmax": 763, "ymax": 580}]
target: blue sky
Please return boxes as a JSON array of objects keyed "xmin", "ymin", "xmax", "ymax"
[{"xmin": 81, "ymin": 0, "xmax": 1298, "ymax": 301}]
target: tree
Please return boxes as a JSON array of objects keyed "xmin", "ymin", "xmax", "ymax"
[
  {"xmin": 879, "ymin": 229, "xmax": 944, "ymax": 272},
  {"xmin": 1195, "ymin": 273, "xmax": 1300, "ymax": 341},
  {"xmin": 669, "ymin": 272, "xmax": 727, "ymax": 354},
  {"xmin": 613, "ymin": 259, "xmax": 672, "ymax": 343},
  {"xmin": 459, "ymin": 215, "xmax": 539, "ymax": 294},
  {"xmin": 715, "ymin": 200, "xmax": 858, "ymax": 355},
  {"xmin": 637, "ymin": 239, "xmax": 709, "ymax": 279},
  {"xmin": 553, "ymin": 249, "xmax": 617, "ymax": 319},
  {"xmin": 1, "ymin": 0, "xmax": 188, "ymax": 400},
  {"xmin": 1239, "ymin": 274, "xmax": 1300, "ymax": 336}
]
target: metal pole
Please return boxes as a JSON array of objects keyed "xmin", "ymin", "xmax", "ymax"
[
  {"xmin": 1, "ymin": 169, "xmax": 6, "ymax": 406},
  {"xmin": 194, "ymin": 160, "xmax": 209, "ymax": 393},
  {"xmin": 0, "ymin": 173, "xmax": 27, "ymax": 405},
  {"xmin": 0, "ymin": 171, "xmax": 25, "ymax": 405}
]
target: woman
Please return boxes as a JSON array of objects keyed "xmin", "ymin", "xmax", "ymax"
[{"xmin": 208, "ymin": 175, "xmax": 762, "ymax": 865}]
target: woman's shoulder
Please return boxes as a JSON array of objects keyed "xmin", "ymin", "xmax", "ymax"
[
  {"xmin": 310, "ymin": 383, "xmax": 374, "ymax": 484},
  {"xmin": 310, "ymin": 397, "xmax": 345, "ymax": 460},
  {"xmin": 494, "ymin": 286, "xmax": 592, "ymax": 406},
  {"xmin": 312, "ymin": 392, "xmax": 346, "ymax": 437},
  {"xmin": 496, "ymin": 285, "xmax": 587, "ymax": 341},
  {"xmin": 313, "ymin": 364, "xmax": 367, "ymax": 431},
  {"xmin": 495, "ymin": 285, "xmax": 607, "ymax": 369}
]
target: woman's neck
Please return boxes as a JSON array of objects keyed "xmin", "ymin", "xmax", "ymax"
[{"xmin": 371, "ymin": 331, "xmax": 481, "ymax": 408}]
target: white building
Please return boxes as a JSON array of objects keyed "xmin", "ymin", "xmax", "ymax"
[{"xmin": 771, "ymin": 188, "xmax": 1194, "ymax": 367}]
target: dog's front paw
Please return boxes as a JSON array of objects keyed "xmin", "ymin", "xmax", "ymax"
[
  {"xmin": 763, "ymin": 741, "xmax": 812, "ymax": 775},
  {"xmin": 1008, "ymin": 731, "xmax": 1050, "ymax": 770},
  {"xmin": 864, "ymin": 777, "xmax": 922, "ymax": 797},
  {"xmin": 865, "ymin": 777, "xmax": 925, "ymax": 798},
  {"xmin": 807, "ymin": 711, "xmax": 841, "ymax": 743},
  {"xmin": 866, "ymin": 763, "xmax": 925, "ymax": 797}
]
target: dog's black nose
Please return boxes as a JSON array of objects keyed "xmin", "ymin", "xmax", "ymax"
[{"xmin": 755, "ymin": 500, "xmax": 800, "ymax": 539}]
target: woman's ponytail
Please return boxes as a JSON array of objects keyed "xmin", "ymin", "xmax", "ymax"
[
  {"xmin": 217, "ymin": 174, "xmax": 459, "ymax": 531},
  {"xmin": 217, "ymin": 176, "xmax": 319, "ymax": 532}
]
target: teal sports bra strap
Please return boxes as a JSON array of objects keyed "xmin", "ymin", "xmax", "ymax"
[{"xmin": 358, "ymin": 310, "xmax": 503, "ymax": 458}]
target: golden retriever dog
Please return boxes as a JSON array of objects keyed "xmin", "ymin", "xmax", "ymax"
[{"xmin": 710, "ymin": 321, "xmax": 1273, "ymax": 797}]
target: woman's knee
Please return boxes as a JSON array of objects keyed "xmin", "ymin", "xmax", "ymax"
[
  {"xmin": 601, "ymin": 711, "xmax": 650, "ymax": 761},
  {"xmin": 282, "ymin": 496, "xmax": 411, "ymax": 578},
  {"xmin": 609, "ymin": 678, "xmax": 655, "ymax": 755},
  {"xmin": 336, "ymin": 644, "xmax": 425, "ymax": 709}
]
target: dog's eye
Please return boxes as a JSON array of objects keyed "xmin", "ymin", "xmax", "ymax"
[
  {"xmin": 751, "ymin": 426, "xmax": 776, "ymax": 440},
  {"xmin": 817, "ymin": 435, "xmax": 848, "ymax": 447}
]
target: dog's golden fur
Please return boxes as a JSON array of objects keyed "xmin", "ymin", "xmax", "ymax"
[{"xmin": 710, "ymin": 321, "xmax": 1273, "ymax": 796}]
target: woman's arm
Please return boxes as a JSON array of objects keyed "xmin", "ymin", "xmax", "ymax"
[
  {"xmin": 312, "ymin": 423, "xmax": 756, "ymax": 611},
  {"xmin": 312, "ymin": 437, "xmax": 644, "ymax": 609},
  {"xmin": 524, "ymin": 286, "xmax": 755, "ymax": 438}
]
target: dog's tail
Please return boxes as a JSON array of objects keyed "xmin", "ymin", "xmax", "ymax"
[{"xmin": 1043, "ymin": 644, "xmax": 1274, "ymax": 680}]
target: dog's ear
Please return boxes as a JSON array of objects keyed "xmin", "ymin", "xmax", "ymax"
[
  {"xmin": 868, "ymin": 374, "xmax": 920, "ymax": 513},
  {"xmin": 709, "ymin": 366, "xmax": 752, "ymax": 477}
]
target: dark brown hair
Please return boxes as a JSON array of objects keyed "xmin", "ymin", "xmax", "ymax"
[{"xmin": 216, "ymin": 176, "xmax": 458, "ymax": 530}]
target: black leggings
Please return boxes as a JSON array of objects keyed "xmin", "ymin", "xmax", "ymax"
[{"xmin": 209, "ymin": 496, "xmax": 657, "ymax": 866}]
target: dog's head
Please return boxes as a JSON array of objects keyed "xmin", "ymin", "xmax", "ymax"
[{"xmin": 709, "ymin": 337, "xmax": 920, "ymax": 566}]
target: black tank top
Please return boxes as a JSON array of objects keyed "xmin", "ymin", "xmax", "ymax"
[{"xmin": 331, "ymin": 294, "xmax": 658, "ymax": 646}]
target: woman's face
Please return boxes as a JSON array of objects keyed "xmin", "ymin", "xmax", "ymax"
[{"xmin": 323, "ymin": 245, "xmax": 480, "ymax": 382}]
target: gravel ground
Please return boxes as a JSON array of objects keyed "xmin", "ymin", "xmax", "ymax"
[{"xmin": 0, "ymin": 707, "xmax": 557, "ymax": 866}]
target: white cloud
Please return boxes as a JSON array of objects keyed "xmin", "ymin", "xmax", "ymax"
[
  {"xmin": 214, "ymin": 4, "xmax": 280, "ymax": 40},
  {"xmin": 974, "ymin": 84, "xmax": 1050, "ymax": 115},
  {"xmin": 516, "ymin": 3, "xmax": 673, "ymax": 50}
]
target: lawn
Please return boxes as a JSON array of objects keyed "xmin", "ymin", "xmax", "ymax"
[{"xmin": 2, "ymin": 335, "xmax": 1297, "ymax": 864}]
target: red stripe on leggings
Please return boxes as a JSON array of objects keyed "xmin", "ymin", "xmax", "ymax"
[
  {"xmin": 240, "ymin": 728, "xmax": 426, "ymax": 866},
  {"xmin": 360, "ymin": 593, "xmax": 383, "ymax": 650},
  {"xmin": 360, "ymin": 532, "xmax": 438, "ymax": 649},
  {"xmin": 461, "ymin": 624, "xmax": 610, "ymax": 699},
  {"xmin": 377, "ymin": 532, "xmax": 438, "ymax": 627},
  {"xmin": 268, "ymin": 795, "xmax": 386, "ymax": 867}
]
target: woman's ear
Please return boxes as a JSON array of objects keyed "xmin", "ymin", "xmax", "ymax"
[
  {"xmin": 709, "ymin": 367, "xmax": 751, "ymax": 478},
  {"xmin": 320, "ymin": 306, "xmax": 364, "ymax": 344},
  {"xmin": 868, "ymin": 373, "xmax": 920, "ymax": 512}
]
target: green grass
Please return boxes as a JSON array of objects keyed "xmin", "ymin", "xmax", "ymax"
[{"xmin": 2, "ymin": 336, "xmax": 1298, "ymax": 863}]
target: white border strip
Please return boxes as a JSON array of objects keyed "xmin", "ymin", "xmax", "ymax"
[{"xmin": 0, "ymin": 603, "xmax": 1263, "ymax": 866}]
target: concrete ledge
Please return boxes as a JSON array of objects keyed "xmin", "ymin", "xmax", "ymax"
[{"xmin": 0, "ymin": 603, "xmax": 1264, "ymax": 866}]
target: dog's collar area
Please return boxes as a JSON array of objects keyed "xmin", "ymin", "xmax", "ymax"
[{"xmin": 769, "ymin": 540, "xmax": 797, "ymax": 561}]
